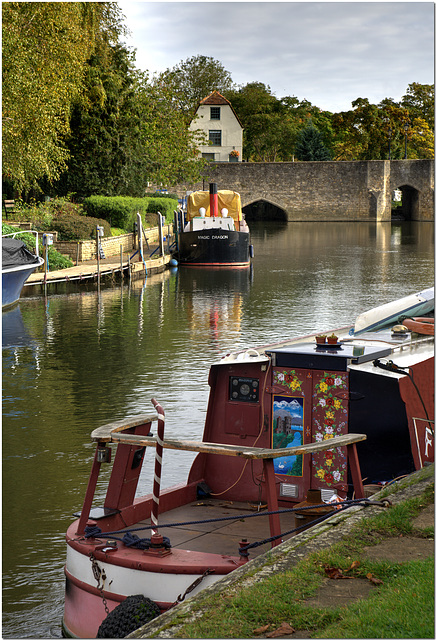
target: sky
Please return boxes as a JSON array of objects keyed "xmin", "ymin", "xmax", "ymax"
[{"xmin": 117, "ymin": 1, "xmax": 434, "ymax": 113}]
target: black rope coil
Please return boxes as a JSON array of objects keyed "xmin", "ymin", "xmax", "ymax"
[{"xmin": 122, "ymin": 531, "xmax": 171, "ymax": 550}]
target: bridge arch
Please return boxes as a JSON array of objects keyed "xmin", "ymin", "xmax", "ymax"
[
  {"xmin": 391, "ymin": 184, "xmax": 420, "ymax": 221},
  {"xmin": 242, "ymin": 198, "xmax": 287, "ymax": 221}
]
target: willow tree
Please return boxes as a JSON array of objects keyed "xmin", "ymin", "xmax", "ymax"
[{"xmin": 2, "ymin": 2, "xmax": 124, "ymax": 196}]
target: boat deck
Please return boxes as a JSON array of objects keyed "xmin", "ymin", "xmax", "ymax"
[{"xmin": 135, "ymin": 499, "xmax": 299, "ymax": 559}]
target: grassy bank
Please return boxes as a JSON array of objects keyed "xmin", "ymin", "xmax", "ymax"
[{"xmin": 157, "ymin": 481, "xmax": 434, "ymax": 639}]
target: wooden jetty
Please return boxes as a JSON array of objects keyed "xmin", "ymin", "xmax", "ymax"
[{"xmin": 24, "ymin": 248, "xmax": 172, "ymax": 289}]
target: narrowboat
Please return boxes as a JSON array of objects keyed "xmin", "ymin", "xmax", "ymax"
[
  {"xmin": 176, "ymin": 183, "xmax": 253, "ymax": 267},
  {"xmin": 2, "ymin": 232, "xmax": 44, "ymax": 309},
  {"xmin": 63, "ymin": 288, "xmax": 434, "ymax": 638}
]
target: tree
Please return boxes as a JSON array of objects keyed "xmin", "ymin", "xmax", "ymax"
[
  {"xmin": 57, "ymin": 43, "xmax": 143, "ymax": 197},
  {"xmin": 294, "ymin": 124, "xmax": 332, "ymax": 161},
  {"xmin": 227, "ymin": 83, "xmax": 296, "ymax": 161},
  {"xmin": 56, "ymin": 44, "xmax": 204, "ymax": 197},
  {"xmin": 332, "ymin": 98, "xmax": 407, "ymax": 160},
  {"xmin": 156, "ymin": 55, "xmax": 235, "ymax": 119},
  {"xmin": 133, "ymin": 79, "xmax": 206, "ymax": 189},
  {"xmin": 401, "ymin": 83, "xmax": 434, "ymax": 130},
  {"xmin": 2, "ymin": 2, "xmax": 125, "ymax": 196},
  {"xmin": 330, "ymin": 91, "xmax": 434, "ymax": 161},
  {"xmin": 406, "ymin": 117, "xmax": 434, "ymax": 159}
]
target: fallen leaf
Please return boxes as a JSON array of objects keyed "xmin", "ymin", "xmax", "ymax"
[
  {"xmin": 324, "ymin": 565, "xmax": 352, "ymax": 579},
  {"xmin": 254, "ymin": 624, "xmax": 271, "ymax": 634},
  {"xmin": 266, "ymin": 622, "xmax": 296, "ymax": 637},
  {"xmin": 366, "ymin": 572, "xmax": 384, "ymax": 585},
  {"xmin": 344, "ymin": 560, "xmax": 361, "ymax": 572}
]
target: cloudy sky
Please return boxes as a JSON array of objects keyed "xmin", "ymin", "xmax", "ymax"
[{"xmin": 117, "ymin": 1, "xmax": 434, "ymax": 113}]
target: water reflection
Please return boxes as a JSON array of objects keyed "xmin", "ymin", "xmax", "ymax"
[{"xmin": 2, "ymin": 221, "xmax": 434, "ymax": 638}]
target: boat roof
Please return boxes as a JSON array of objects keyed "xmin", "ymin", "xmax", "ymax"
[
  {"xmin": 186, "ymin": 190, "xmax": 243, "ymax": 222},
  {"xmin": 216, "ymin": 324, "xmax": 433, "ymax": 374}
]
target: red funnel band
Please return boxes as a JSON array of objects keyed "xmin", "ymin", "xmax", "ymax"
[{"xmin": 210, "ymin": 183, "xmax": 218, "ymax": 217}]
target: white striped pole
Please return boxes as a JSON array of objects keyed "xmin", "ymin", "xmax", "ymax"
[{"xmin": 151, "ymin": 398, "xmax": 165, "ymax": 537}]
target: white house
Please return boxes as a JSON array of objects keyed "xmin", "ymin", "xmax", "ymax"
[{"xmin": 189, "ymin": 91, "xmax": 243, "ymax": 162}]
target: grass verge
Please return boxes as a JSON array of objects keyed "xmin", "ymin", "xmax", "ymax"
[{"xmin": 167, "ymin": 483, "xmax": 434, "ymax": 639}]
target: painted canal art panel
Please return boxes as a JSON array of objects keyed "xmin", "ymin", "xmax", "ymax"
[
  {"xmin": 272, "ymin": 395, "xmax": 305, "ymax": 476},
  {"xmin": 311, "ymin": 370, "xmax": 349, "ymax": 493}
]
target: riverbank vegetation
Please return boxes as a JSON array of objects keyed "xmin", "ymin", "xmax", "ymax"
[
  {"xmin": 4, "ymin": 194, "xmax": 179, "ymax": 240},
  {"xmin": 2, "ymin": 3, "xmax": 434, "ymax": 201}
]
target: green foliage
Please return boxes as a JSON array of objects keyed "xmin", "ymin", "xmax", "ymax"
[
  {"xmin": 40, "ymin": 213, "xmax": 111, "ymax": 242},
  {"xmin": 83, "ymin": 195, "xmax": 178, "ymax": 230},
  {"xmin": 295, "ymin": 124, "xmax": 332, "ymax": 161},
  {"xmin": 83, "ymin": 196, "xmax": 135, "ymax": 228},
  {"xmin": 401, "ymin": 82, "xmax": 434, "ymax": 130},
  {"xmin": 227, "ymin": 83, "xmax": 292, "ymax": 161},
  {"xmin": 331, "ymin": 84, "xmax": 434, "ymax": 160},
  {"xmin": 134, "ymin": 79, "xmax": 205, "ymax": 187},
  {"xmin": 7, "ymin": 196, "xmax": 111, "ymax": 241},
  {"xmin": 227, "ymin": 84, "xmax": 334, "ymax": 162},
  {"xmin": 145, "ymin": 198, "xmax": 177, "ymax": 218},
  {"xmin": 3, "ymin": 0, "xmax": 433, "ymax": 202},
  {"xmin": 2, "ymin": 2, "xmax": 125, "ymax": 196},
  {"xmin": 59, "ymin": 43, "xmax": 145, "ymax": 198}
]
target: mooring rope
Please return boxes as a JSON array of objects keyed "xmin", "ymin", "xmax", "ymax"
[{"xmin": 84, "ymin": 497, "xmax": 389, "ymax": 550}]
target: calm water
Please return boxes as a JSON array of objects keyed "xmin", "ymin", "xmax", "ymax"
[{"xmin": 2, "ymin": 221, "xmax": 434, "ymax": 638}]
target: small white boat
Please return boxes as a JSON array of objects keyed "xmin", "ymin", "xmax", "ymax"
[
  {"xmin": 2, "ymin": 232, "xmax": 44, "ymax": 309},
  {"xmin": 353, "ymin": 287, "xmax": 434, "ymax": 334}
]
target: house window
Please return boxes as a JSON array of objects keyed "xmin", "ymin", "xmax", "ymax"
[
  {"xmin": 202, "ymin": 153, "xmax": 215, "ymax": 161},
  {"xmin": 209, "ymin": 130, "xmax": 222, "ymax": 146},
  {"xmin": 210, "ymin": 107, "xmax": 220, "ymax": 120}
]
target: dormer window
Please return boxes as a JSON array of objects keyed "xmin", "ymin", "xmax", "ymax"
[{"xmin": 210, "ymin": 107, "xmax": 221, "ymax": 120}]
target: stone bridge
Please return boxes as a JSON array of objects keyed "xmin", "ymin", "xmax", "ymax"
[{"xmin": 179, "ymin": 159, "xmax": 434, "ymax": 222}]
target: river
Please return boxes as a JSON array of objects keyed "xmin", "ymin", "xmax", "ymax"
[{"xmin": 2, "ymin": 221, "xmax": 434, "ymax": 638}]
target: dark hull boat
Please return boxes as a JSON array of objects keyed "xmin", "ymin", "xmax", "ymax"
[
  {"xmin": 63, "ymin": 289, "xmax": 434, "ymax": 638},
  {"xmin": 176, "ymin": 183, "xmax": 252, "ymax": 267},
  {"xmin": 2, "ymin": 233, "xmax": 44, "ymax": 309}
]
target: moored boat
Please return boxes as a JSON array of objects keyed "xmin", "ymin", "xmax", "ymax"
[
  {"xmin": 176, "ymin": 183, "xmax": 253, "ymax": 267},
  {"xmin": 352, "ymin": 287, "xmax": 434, "ymax": 334},
  {"xmin": 2, "ymin": 232, "xmax": 44, "ymax": 309},
  {"xmin": 63, "ymin": 289, "xmax": 434, "ymax": 638}
]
